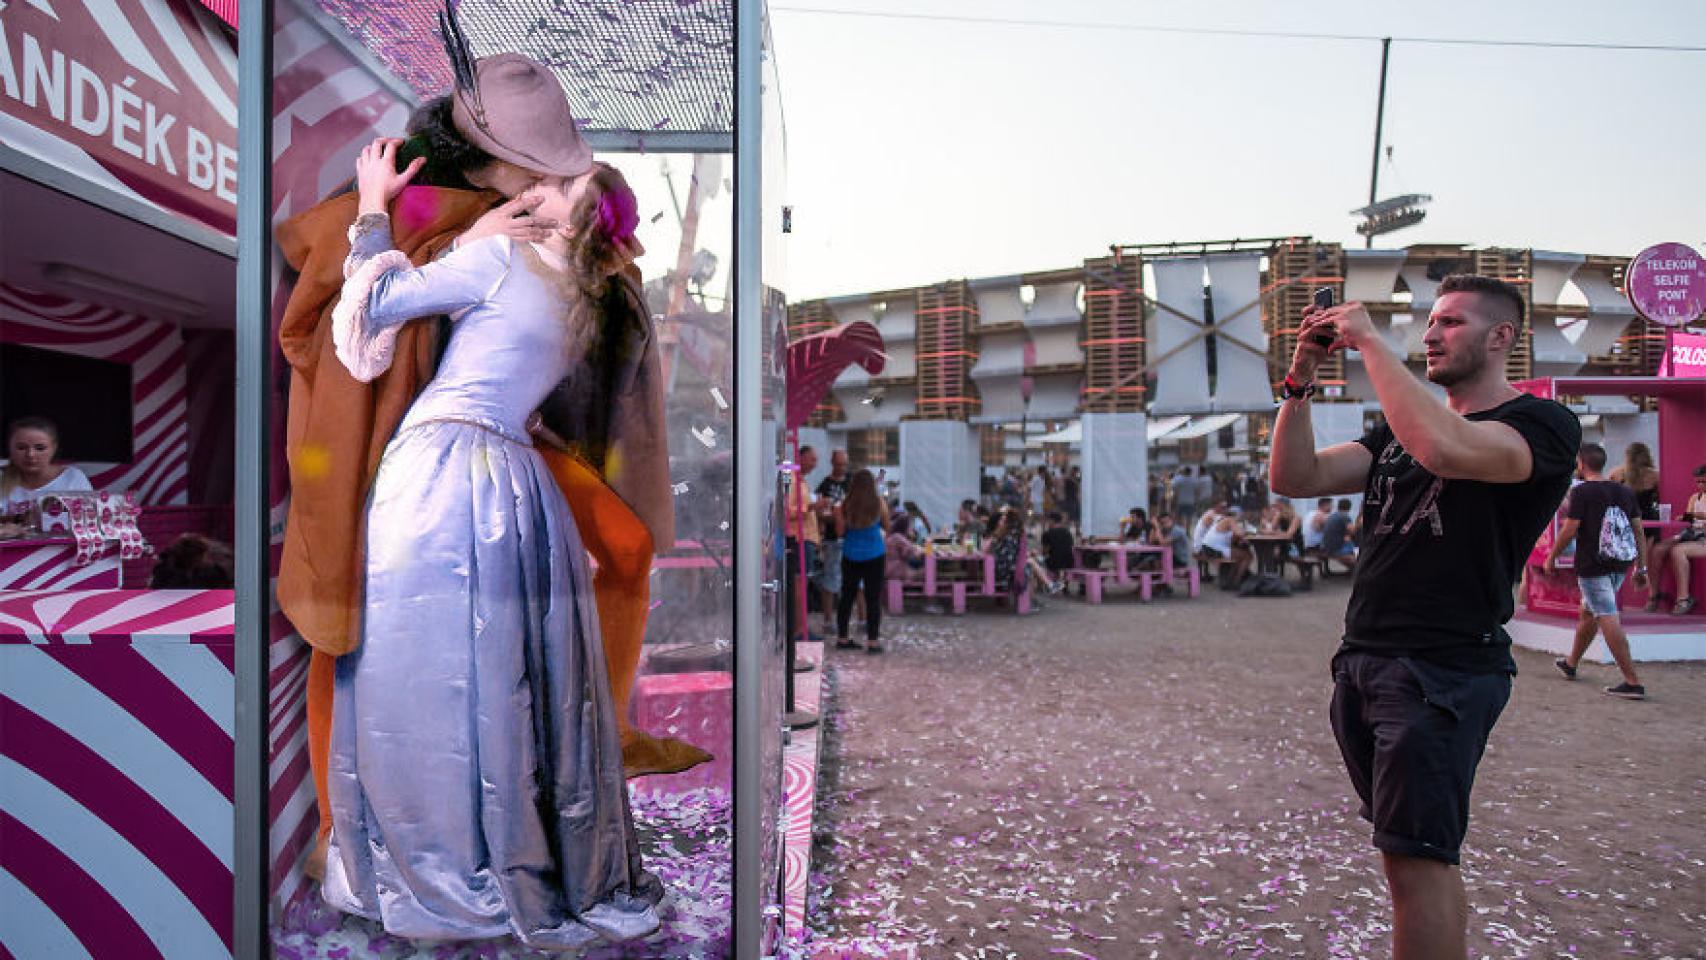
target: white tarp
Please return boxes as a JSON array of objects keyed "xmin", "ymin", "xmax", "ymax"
[
  {"xmin": 900, "ymin": 421, "xmax": 980, "ymax": 537},
  {"xmin": 1030, "ymin": 422, "xmax": 1081, "ymax": 446},
  {"xmin": 1027, "ymin": 373, "xmax": 1082, "ymax": 420},
  {"xmin": 1146, "ymin": 414, "xmax": 1191, "ymax": 441},
  {"xmin": 1159, "ymin": 412, "xmax": 1242, "ymax": 443},
  {"xmin": 1149, "ymin": 258, "xmax": 1209, "ymax": 413},
  {"xmin": 1082, "ymin": 412, "xmax": 1147, "ymax": 537},
  {"xmin": 1206, "ymin": 253, "xmax": 1270, "ymax": 411},
  {"xmin": 970, "ymin": 329, "xmax": 1029, "ymax": 421}
]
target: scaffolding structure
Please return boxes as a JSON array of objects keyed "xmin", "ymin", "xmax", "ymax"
[
  {"xmin": 1263, "ymin": 239, "xmax": 1346, "ymax": 392},
  {"xmin": 788, "ymin": 239, "xmax": 1671, "ymax": 449},
  {"xmin": 1080, "ymin": 252, "xmax": 1146, "ymax": 413},
  {"xmin": 915, "ymin": 281, "xmax": 982, "ymax": 420}
]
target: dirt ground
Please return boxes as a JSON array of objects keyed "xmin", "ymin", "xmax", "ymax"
[{"xmin": 803, "ymin": 578, "xmax": 1706, "ymax": 959}]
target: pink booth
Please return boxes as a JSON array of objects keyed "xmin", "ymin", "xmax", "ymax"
[{"xmin": 1516, "ymin": 343, "xmax": 1706, "ymax": 644}]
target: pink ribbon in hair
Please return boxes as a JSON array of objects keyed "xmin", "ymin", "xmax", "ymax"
[{"xmin": 595, "ymin": 185, "xmax": 639, "ymax": 247}]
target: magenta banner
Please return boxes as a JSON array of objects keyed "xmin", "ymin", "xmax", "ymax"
[
  {"xmin": 1659, "ymin": 329, "xmax": 1706, "ymax": 378},
  {"xmin": 0, "ymin": 0, "xmax": 238, "ymax": 235},
  {"xmin": 1626, "ymin": 242, "xmax": 1706, "ymax": 328}
]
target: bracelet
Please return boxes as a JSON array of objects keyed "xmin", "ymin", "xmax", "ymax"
[{"xmin": 1278, "ymin": 374, "xmax": 1316, "ymax": 401}]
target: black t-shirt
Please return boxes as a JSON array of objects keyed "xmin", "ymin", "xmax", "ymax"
[
  {"xmin": 1567, "ymin": 480, "xmax": 1641, "ymax": 578},
  {"xmin": 1340, "ymin": 393, "xmax": 1580, "ymax": 673},
  {"xmin": 1041, "ymin": 526, "xmax": 1076, "ymax": 569},
  {"xmin": 816, "ymin": 475, "xmax": 850, "ymax": 542}
]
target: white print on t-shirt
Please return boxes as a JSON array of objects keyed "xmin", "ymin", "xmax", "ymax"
[{"xmin": 1367, "ymin": 440, "xmax": 1446, "ymax": 538}]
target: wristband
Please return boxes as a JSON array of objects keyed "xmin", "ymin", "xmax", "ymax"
[{"xmin": 1279, "ymin": 374, "xmax": 1316, "ymax": 401}]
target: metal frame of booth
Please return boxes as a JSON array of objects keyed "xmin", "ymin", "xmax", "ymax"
[{"xmin": 234, "ymin": 1, "xmax": 778, "ymax": 956}]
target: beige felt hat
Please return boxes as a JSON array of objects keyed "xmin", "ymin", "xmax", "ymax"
[{"xmin": 451, "ymin": 53, "xmax": 593, "ymax": 177}]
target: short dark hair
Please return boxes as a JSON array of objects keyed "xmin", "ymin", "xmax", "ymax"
[
  {"xmin": 1438, "ymin": 274, "xmax": 1526, "ymax": 330},
  {"xmin": 1317, "ymin": 497, "xmax": 1333, "ymax": 509},
  {"xmin": 1336, "ymin": 498, "xmax": 1354, "ymax": 511},
  {"xmin": 398, "ymin": 96, "xmax": 496, "ymax": 190},
  {"xmin": 1578, "ymin": 442, "xmax": 1608, "ymax": 473},
  {"xmin": 1693, "ymin": 463, "xmax": 1706, "ymax": 478},
  {"xmin": 1047, "ymin": 511, "xmax": 1064, "ymax": 523},
  {"xmin": 799, "ymin": 444, "xmax": 815, "ymax": 457}
]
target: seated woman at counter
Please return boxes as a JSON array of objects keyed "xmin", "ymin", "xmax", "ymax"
[
  {"xmin": 2, "ymin": 417, "xmax": 94, "ymax": 513},
  {"xmin": 1645, "ymin": 463, "xmax": 1706, "ymax": 616},
  {"xmin": 1610, "ymin": 441, "xmax": 1661, "ymax": 537}
]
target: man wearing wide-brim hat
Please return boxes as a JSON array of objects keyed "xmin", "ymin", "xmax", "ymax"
[{"xmin": 277, "ymin": 48, "xmax": 707, "ymax": 882}]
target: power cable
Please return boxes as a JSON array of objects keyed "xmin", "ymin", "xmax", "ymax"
[{"xmin": 769, "ymin": 6, "xmax": 1706, "ymax": 53}]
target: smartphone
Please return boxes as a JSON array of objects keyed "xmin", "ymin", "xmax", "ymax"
[{"xmin": 1310, "ymin": 287, "xmax": 1337, "ymax": 348}]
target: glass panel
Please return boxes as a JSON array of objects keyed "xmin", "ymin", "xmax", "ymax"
[
  {"xmin": 0, "ymin": 3, "xmax": 239, "ymax": 957},
  {"xmin": 756, "ymin": 12, "xmax": 792, "ymax": 952},
  {"xmin": 263, "ymin": 1, "xmax": 743, "ymax": 955}
]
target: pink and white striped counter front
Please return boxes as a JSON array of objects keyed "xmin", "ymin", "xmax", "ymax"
[
  {"xmin": 0, "ymin": 539, "xmax": 122, "ymax": 591},
  {"xmin": 0, "ymin": 589, "xmax": 235, "ymax": 959}
]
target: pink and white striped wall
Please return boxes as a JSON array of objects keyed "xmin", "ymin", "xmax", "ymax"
[
  {"xmin": 0, "ymin": 283, "xmax": 190, "ymax": 507},
  {"xmin": 0, "ymin": 589, "xmax": 235, "ymax": 959}
]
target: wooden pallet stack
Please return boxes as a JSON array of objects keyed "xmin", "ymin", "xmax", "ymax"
[
  {"xmin": 1080, "ymin": 253, "xmax": 1146, "ymax": 413},
  {"xmin": 1472, "ymin": 248, "xmax": 1534, "ymax": 382},
  {"xmin": 1263, "ymin": 240, "xmax": 1346, "ymax": 391},
  {"xmin": 915, "ymin": 281, "xmax": 981, "ymax": 420},
  {"xmin": 785, "ymin": 299, "xmax": 844, "ymax": 427}
]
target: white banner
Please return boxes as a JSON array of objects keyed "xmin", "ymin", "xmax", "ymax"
[
  {"xmin": 1149, "ymin": 258, "xmax": 1208, "ymax": 413},
  {"xmin": 1206, "ymin": 252, "xmax": 1268, "ymax": 411},
  {"xmin": 1081, "ymin": 412, "xmax": 1147, "ymax": 537},
  {"xmin": 899, "ymin": 421, "xmax": 979, "ymax": 537}
]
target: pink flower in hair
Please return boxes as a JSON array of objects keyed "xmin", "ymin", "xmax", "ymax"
[{"xmin": 595, "ymin": 185, "xmax": 639, "ymax": 246}]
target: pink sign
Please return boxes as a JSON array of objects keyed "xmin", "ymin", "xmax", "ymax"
[
  {"xmin": 1627, "ymin": 242, "xmax": 1706, "ymax": 327},
  {"xmin": 0, "ymin": 0, "xmax": 239, "ymax": 235},
  {"xmin": 1659, "ymin": 329, "xmax": 1706, "ymax": 378}
]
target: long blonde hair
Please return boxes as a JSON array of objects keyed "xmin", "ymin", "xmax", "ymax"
[{"xmin": 1622, "ymin": 442, "xmax": 1657, "ymax": 489}]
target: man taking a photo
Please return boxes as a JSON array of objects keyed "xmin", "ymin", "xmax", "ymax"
[{"xmin": 1270, "ymin": 275, "xmax": 1579, "ymax": 960}]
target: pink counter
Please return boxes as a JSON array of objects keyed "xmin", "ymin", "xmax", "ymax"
[
  {"xmin": 0, "ymin": 589, "xmax": 235, "ymax": 958},
  {"xmin": 0, "ymin": 538, "xmax": 122, "ymax": 590}
]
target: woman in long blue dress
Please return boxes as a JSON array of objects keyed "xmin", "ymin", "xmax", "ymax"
[{"xmin": 319, "ymin": 138, "xmax": 662, "ymax": 949}]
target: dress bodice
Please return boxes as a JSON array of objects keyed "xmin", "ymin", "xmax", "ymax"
[{"xmin": 400, "ymin": 242, "xmax": 575, "ymax": 440}]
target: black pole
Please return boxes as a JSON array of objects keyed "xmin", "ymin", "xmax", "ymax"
[{"xmin": 1366, "ymin": 37, "xmax": 1392, "ymax": 249}]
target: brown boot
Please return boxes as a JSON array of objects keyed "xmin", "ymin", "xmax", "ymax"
[
  {"xmin": 302, "ymin": 831, "xmax": 329, "ymax": 883},
  {"xmin": 622, "ymin": 728, "xmax": 714, "ymax": 779}
]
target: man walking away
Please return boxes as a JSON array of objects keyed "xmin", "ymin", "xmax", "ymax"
[
  {"xmin": 1270, "ymin": 274, "xmax": 1580, "ymax": 960},
  {"xmin": 1175, "ymin": 466, "xmax": 1199, "ymax": 528},
  {"xmin": 1545, "ymin": 442, "xmax": 1649, "ymax": 699}
]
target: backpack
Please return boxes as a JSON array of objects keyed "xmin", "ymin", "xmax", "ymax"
[{"xmin": 1597, "ymin": 504, "xmax": 1638, "ymax": 564}]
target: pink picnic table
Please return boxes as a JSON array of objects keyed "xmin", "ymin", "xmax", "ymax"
[
  {"xmin": 1077, "ymin": 540, "xmax": 1172, "ymax": 586},
  {"xmin": 923, "ymin": 549, "xmax": 995, "ymax": 597}
]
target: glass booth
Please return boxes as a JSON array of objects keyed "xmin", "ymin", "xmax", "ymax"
[{"xmin": 0, "ymin": 0, "xmax": 786, "ymax": 957}]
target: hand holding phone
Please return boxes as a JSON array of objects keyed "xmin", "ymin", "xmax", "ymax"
[{"xmin": 1309, "ymin": 287, "xmax": 1337, "ymax": 349}]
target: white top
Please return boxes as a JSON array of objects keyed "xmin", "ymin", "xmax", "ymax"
[
  {"xmin": 1303, "ymin": 510, "xmax": 1329, "ymax": 549},
  {"xmin": 2, "ymin": 465, "xmax": 94, "ymax": 510},
  {"xmin": 1200, "ymin": 522, "xmax": 1236, "ymax": 556},
  {"xmin": 1028, "ymin": 474, "xmax": 1044, "ymax": 507}
]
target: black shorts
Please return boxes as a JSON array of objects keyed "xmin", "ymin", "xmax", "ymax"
[{"xmin": 1329, "ymin": 651, "xmax": 1511, "ymax": 865}]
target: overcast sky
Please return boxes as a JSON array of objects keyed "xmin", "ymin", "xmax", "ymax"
[{"xmin": 763, "ymin": 0, "xmax": 1706, "ymax": 301}]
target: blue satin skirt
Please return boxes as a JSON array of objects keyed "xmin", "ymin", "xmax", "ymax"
[{"xmin": 322, "ymin": 419, "xmax": 662, "ymax": 948}]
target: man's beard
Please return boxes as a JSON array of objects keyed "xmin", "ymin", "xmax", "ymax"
[{"xmin": 1426, "ymin": 336, "xmax": 1492, "ymax": 387}]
